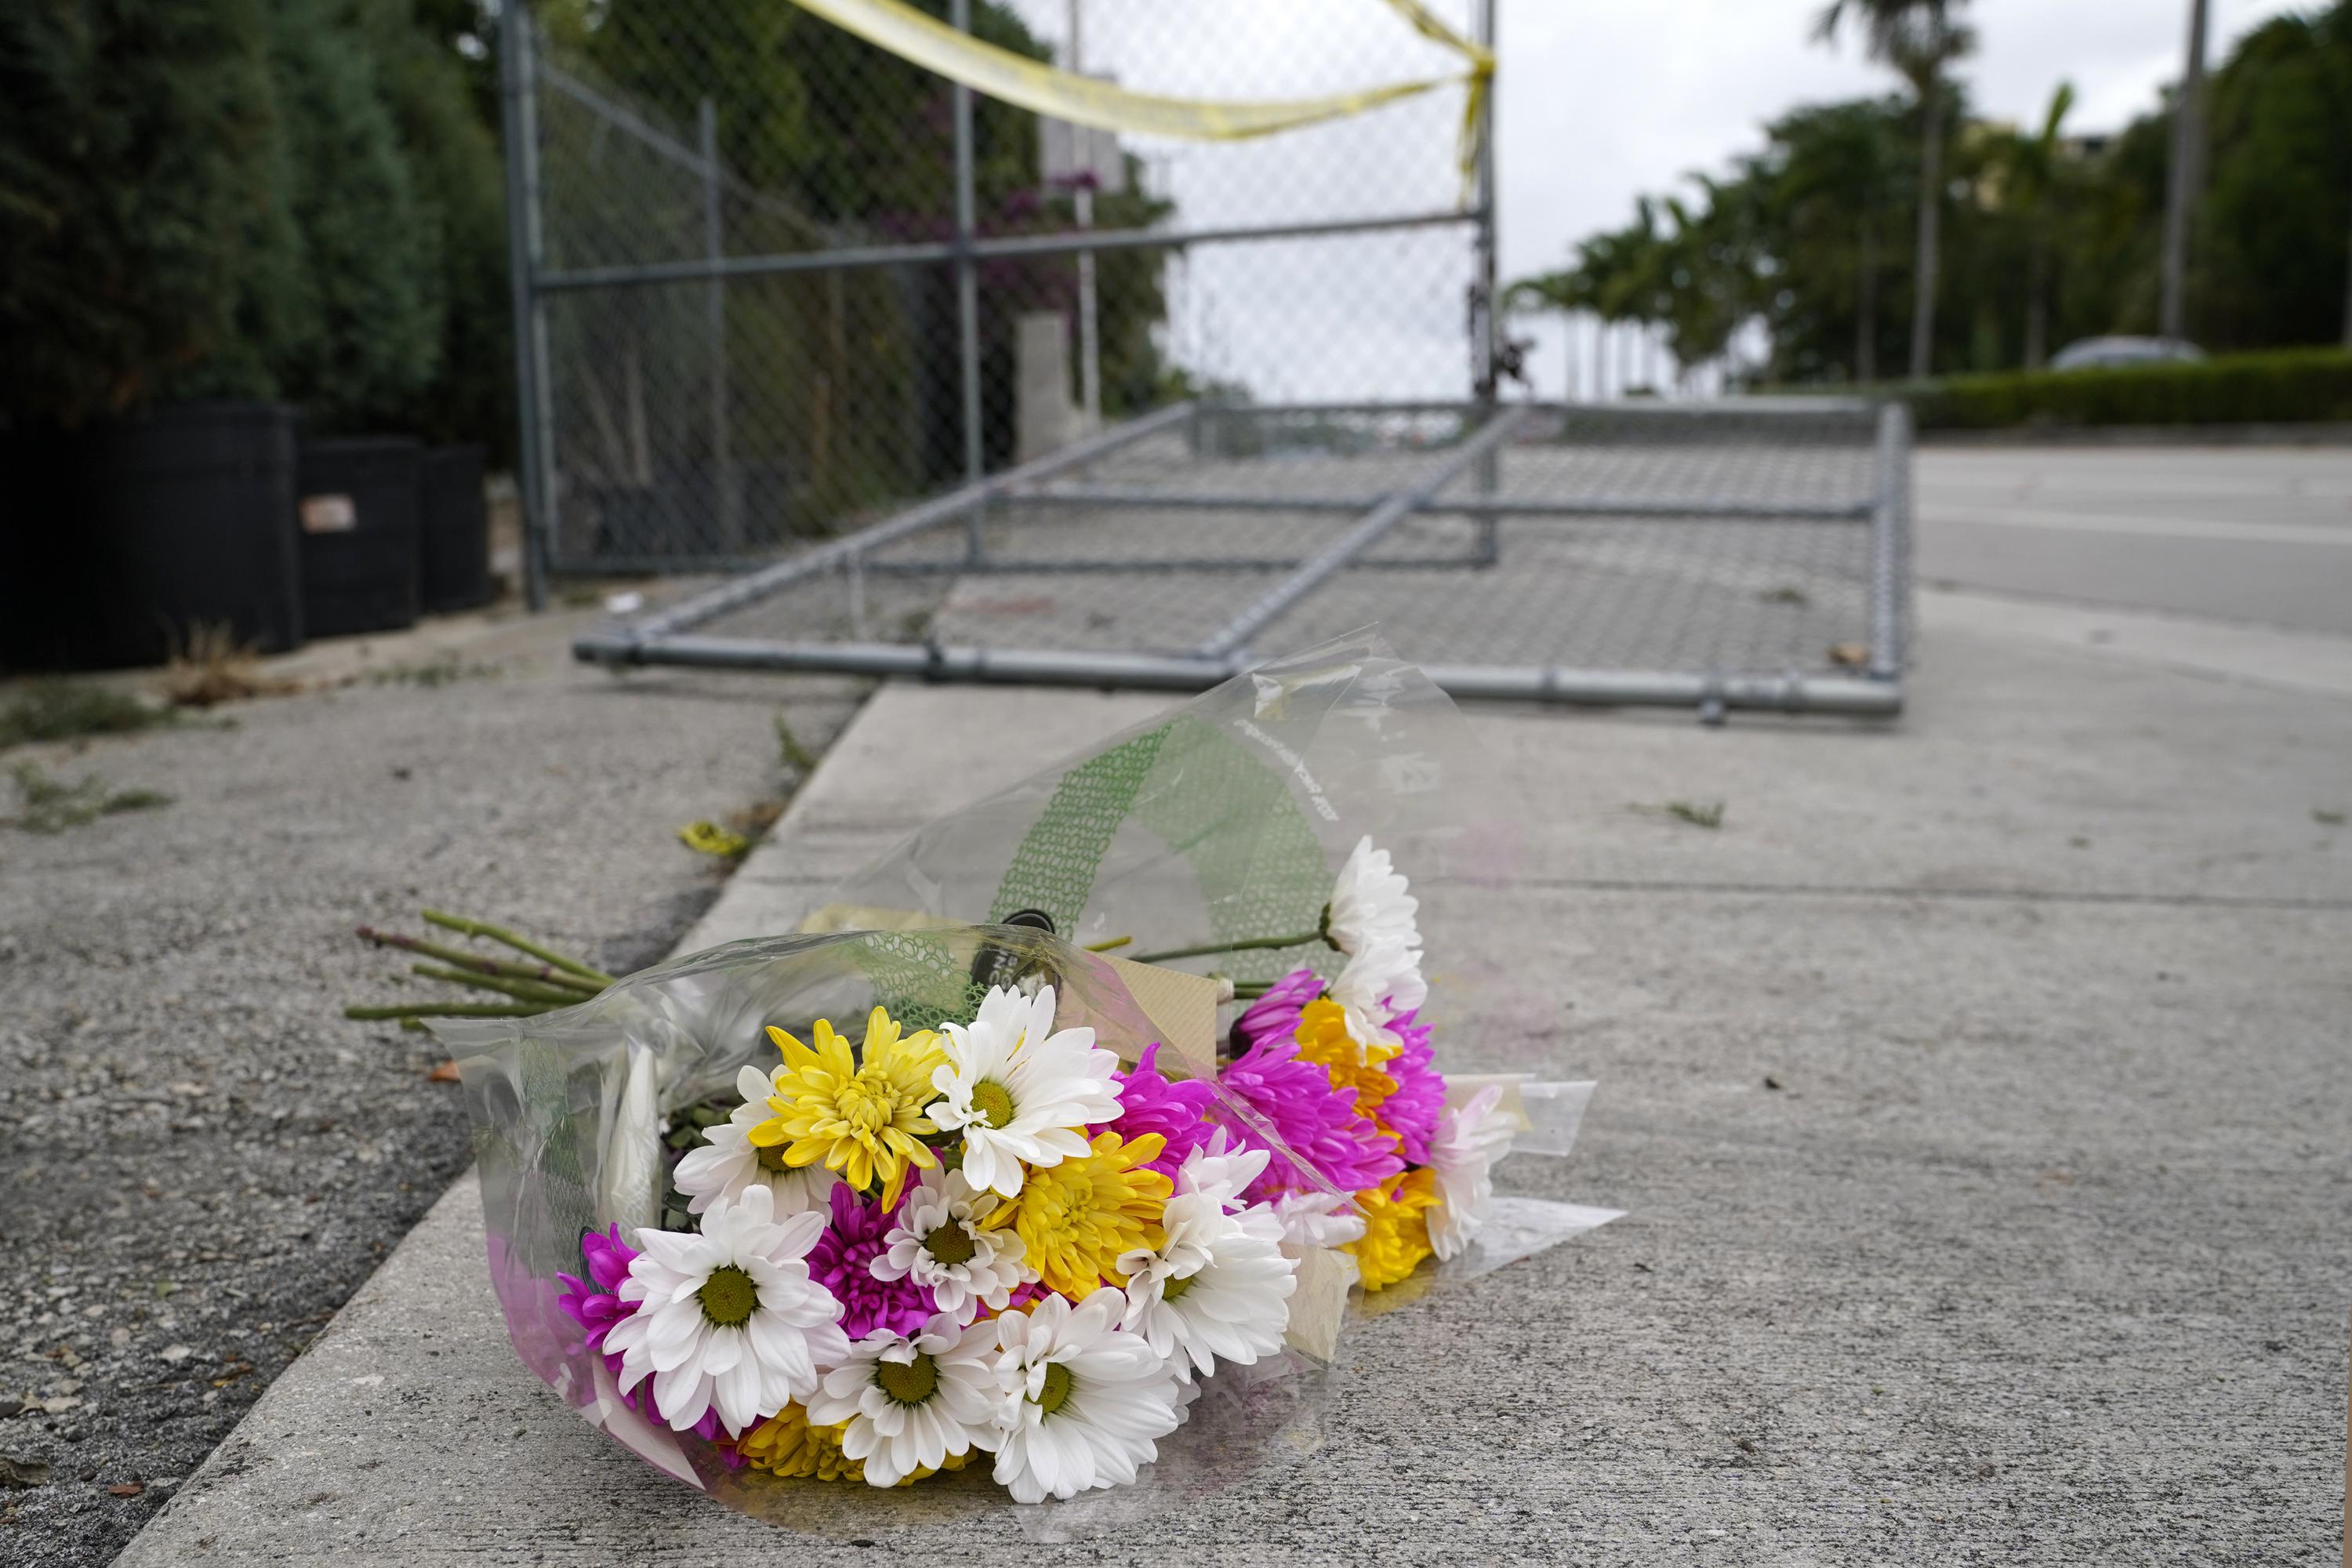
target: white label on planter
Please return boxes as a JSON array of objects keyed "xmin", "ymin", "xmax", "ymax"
[{"xmin": 300, "ymin": 494, "xmax": 357, "ymax": 534}]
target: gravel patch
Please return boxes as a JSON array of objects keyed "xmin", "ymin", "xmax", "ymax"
[{"xmin": 0, "ymin": 637, "xmax": 865, "ymax": 1567}]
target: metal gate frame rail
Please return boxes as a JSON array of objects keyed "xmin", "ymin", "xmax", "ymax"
[{"xmin": 575, "ymin": 399, "xmax": 1910, "ymax": 718}]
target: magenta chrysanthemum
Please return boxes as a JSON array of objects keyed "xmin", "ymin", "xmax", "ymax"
[
  {"xmin": 1221, "ymin": 1029, "xmax": 1403, "ymax": 1200},
  {"xmin": 557, "ymin": 1225, "xmax": 738, "ymax": 1457},
  {"xmin": 808, "ymin": 1182, "xmax": 935, "ymax": 1339},
  {"xmin": 1109, "ymin": 1043, "xmax": 1217, "ymax": 1180},
  {"xmin": 556, "ymin": 1222, "xmax": 637, "ymax": 1356},
  {"xmin": 1233, "ymin": 967, "xmax": 1326, "ymax": 1054},
  {"xmin": 1374, "ymin": 1008, "xmax": 1446, "ymax": 1165}
]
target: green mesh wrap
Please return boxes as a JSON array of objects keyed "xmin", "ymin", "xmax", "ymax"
[
  {"xmin": 848, "ymin": 928, "xmax": 987, "ymax": 1033},
  {"xmin": 989, "ymin": 717, "xmax": 1332, "ymax": 982},
  {"xmin": 986, "ymin": 725, "xmax": 1172, "ymax": 930}
]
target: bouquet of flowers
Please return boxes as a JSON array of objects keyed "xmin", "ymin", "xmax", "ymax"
[{"xmin": 437, "ymin": 633, "xmax": 1610, "ymax": 1519}]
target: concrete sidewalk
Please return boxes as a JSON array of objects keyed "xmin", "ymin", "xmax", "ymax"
[{"xmin": 117, "ymin": 595, "xmax": 2352, "ymax": 1566}]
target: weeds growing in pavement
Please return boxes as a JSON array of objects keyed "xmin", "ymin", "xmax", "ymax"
[
  {"xmin": 162, "ymin": 622, "xmax": 303, "ymax": 709},
  {"xmin": 774, "ymin": 711, "xmax": 818, "ymax": 774},
  {"xmin": 0, "ymin": 681, "xmax": 176, "ymax": 750},
  {"xmin": 5, "ymin": 760, "xmax": 172, "ymax": 832}
]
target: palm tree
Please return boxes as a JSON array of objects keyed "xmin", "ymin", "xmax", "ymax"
[
  {"xmin": 1503, "ymin": 269, "xmax": 1593, "ymax": 398},
  {"xmin": 2158, "ymin": 0, "xmax": 2212, "ymax": 341},
  {"xmin": 1768, "ymin": 102, "xmax": 1898, "ymax": 380},
  {"xmin": 1988, "ymin": 82, "xmax": 2075, "ymax": 368},
  {"xmin": 1515, "ymin": 209, "xmax": 1661, "ymax": 401},
  {"xmin": 1814, "ymin": 0, "xmax": 1975, "ymax": 379},
  {"xmin": 1653, "ymin": 181, "xmax": 1754, "ymax": 386}
]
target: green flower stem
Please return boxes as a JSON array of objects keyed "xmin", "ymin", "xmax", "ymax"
[
  {"xmin": 1129, "ymin": 930, "xmax": 1326, "ymax": 966},
  {"xmin": 421, "ymin": 909, "xmax": 616, "ymax": 986},
  {"xmin": 354, "ymin": 927, "xmax": 603, "ymax": 993},
  {"xmin": 344, "ymin": 1001, "xmax": 543, "ymax": 1021},
  {"xmin": 1083, "ymin": 935, "xmax": 1133, "ymax": 953},
  {"xmin": 409, "ymin": 963, "xmax": 586, "ymax": 1008}
]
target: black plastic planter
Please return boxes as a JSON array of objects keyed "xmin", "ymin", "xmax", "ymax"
[
  {"xmin": 418, "ymin": 445, "xmax": 494, "ymax": 614},
  {"xmin": 298, "ymin": 437, "xmax": 422, "ymax": 638},
  {"xmin": 0, "ymin": 401, "xmax": 304, "ymax": 672}
]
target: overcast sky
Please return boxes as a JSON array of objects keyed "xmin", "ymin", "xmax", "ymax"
[
  {"xmin": 1498, "ymin": 0, "xmax": 2299, "ymax": 281},
  {"xmin": 997, "ymin": 0, "xmax": 2304, "ymax": 400}
]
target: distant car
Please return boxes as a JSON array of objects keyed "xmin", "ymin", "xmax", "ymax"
[{"xmin": 2048, "ymin": 336, "xmax": 2206, "ymax": 372}]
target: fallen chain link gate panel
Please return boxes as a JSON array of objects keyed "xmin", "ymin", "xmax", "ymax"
[{"xmin": 575, "ymin": 397, "xmax": 1912, "ymax": 719}]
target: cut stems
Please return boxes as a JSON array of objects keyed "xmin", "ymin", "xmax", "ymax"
[
  {"xmin": 410, "ymin": 963, "xmax": 590, "ymax": 1009},
  {"xmin": 355, "ymin": 927, "xmax": 603, "ymax": 993},
  {"xmin": 1130, "ymin": 929, "xmax": 1326, "ymax": 966},
  {"xmin": 422, "ymin": 909, "xmax": 615, "ymax": 986},
  {"xmin": 344, "ymin": 1002, "xmax": 543, "ymax": 1021}
]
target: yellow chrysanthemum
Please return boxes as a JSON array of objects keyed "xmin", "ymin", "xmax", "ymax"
[
  {"xmin": 739, "ymin": 1405, "xmax": 969, "ymax": 1486},
  {"xmin": 751, "ymin": 1006, "xmax": 945, "ymax": 1207},
  {"xmin": 986, "ymin": 1129, "xmax": 1171, "ymax": 1298},
  {"xmin": 738, "ymin": 1404, "xmax": 861, "ymax": 1481},
  {"xmin": 1348, "ymin": 1167, "xmax": 1439, "ymax": 1291},
  {"xmin": 1296, "ymin": 996, "xmax": 1401, "ymax": 1126}
]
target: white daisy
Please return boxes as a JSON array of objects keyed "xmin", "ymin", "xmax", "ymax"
[
  {"xmin": 1323, "ymin": 836, "xmax": 1426, "ymax": 1054},
  {"xmin": 1270, "ymin": 1189, "xmax": 1368, "ymax": 1254},
  {"xmin": 1169, "ymin": 1134, "xmax": 1268, "ymax": 1212},
  {"xmin": 603, "ymin": 1185, "xmax": 851, "ymax": 1436},
  {"xmin": 869, "ymin": 1167, "xmax": 1035, "ymax": 1325},
  {"xmin": 990, "ymin": 1287, "xmax": 1181, "ymax": 1504},
  {"xmin": 806, "ymin": 1312, "xmax": 1005, "ymax": 1487},
  {"xmin": 1326, "ymin": 834, "xmax": 1421, "ymax": 958},
  {"xmin": 929, "ymin": 983, "xmax": 1123, "ymax": 1198},
  {"xmin": 1117, "ymin": 1148, "xmax": 1298, "ymax": 1380},
  {"xmin": 671, "ymin": 1065, "xmax": 842, "ymax": 1218},
  {"xmin": 1426, "ymin": 1083, "xmax": 1518, "ymax": 1262}
]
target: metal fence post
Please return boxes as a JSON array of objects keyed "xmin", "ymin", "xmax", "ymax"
[
  {"xmin": 952, "ymin": 0, "xmax": 982, "ymax": 490},
  {"xmin": 1067, "ymin": 0, "xmax": 1102, "ymax": 434},
  {"xmin": 1470, "ymin": 0, "xmax": 1501, "ymax": 567},
  {"xmin": 1869, "ymin": 398, "xmax": 1911, "ymax": 681},
  {"xmin": 951, "ymin": 0, "xmax": 985, "ymax": 568},
  {"xmin": 499, "ymin": 0, "xmax": 552, "ymax": 608},
  {"xmin": 699, "ymin": 97, "xmax": 738, "ymax": 554}
]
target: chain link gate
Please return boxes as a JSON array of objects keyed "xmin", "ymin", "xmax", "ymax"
[
  {"xmin": 503, "ymin": 0, "xmax": 1911, "ymax": 717},
  {"xmin": 499, "ymin": 0, "xmax": 1501, "ymax": 584},
  {"xmin": 572, "ymin": 398, "xmax": 1911, "ymax": 718}
]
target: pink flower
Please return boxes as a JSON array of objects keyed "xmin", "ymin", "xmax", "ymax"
[
  {"xmin": 807, "ymin": 1182, "xmax": 935, "ymax": 1340},
  {"xmin": 1232, "ymin": 967, "xmax": 1326, "ymax": 1054},
  {"xmin": 556, "ymin": 1222, "xmax": 638, "ymax": 1356},
  {"xmin": 557, "ymin": 1224, "xmax": 739, "ymax": 1459},
  {"xmin": 1109, "ymin": 1043, "xmax": 1217, "ymax": 1180},
  {"xmin": 1220, "ymin": 1029, "xmax": 1402, "ymax": 1200},
  {"xmin": 1375, "ymin": 1008, "xmax": 1446, "ymax": 1165}
]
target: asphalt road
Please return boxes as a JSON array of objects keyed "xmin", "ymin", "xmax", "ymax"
[{"xmin": 1915, "ymin": 445, "xmax": 2352, "ymax": 636}]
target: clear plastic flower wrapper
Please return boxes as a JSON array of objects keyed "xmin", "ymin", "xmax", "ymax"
[{"xmin": 437, "ymin": 631, "xmax": 1618, "ymax": 1530}]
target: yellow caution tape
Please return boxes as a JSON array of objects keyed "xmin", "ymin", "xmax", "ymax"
[
  {"xmin": 782, "ymin": 0, "xmax": 1491, "ymax": 187},
  {"xmin": 1375, "ymin": 0, "xmax": 1494, "ymax": 187}
]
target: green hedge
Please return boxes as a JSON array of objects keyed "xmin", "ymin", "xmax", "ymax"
[{"xmin": 1908, "ymin": 347, "xmax": 2352, "ymax": 430}]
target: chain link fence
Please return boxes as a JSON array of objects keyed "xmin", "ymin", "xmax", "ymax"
[
  {"xmin": 501, "ymin": 0, "xmax": 1495, "ymax": 580},
  {"xmin": 579, "ymin": 400, "xmax": 1912, "ymax": 718},
  {"xmin": 511, "ymin": 0, "xmax": 1911, "ymax": 717}
]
